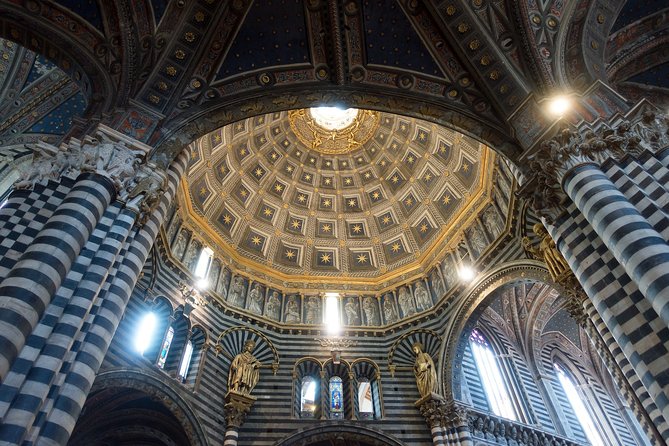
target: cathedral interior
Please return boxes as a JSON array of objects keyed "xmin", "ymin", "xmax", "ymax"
[{"xmin": 0, "ymin": 0, "xmax": 668, "ymax": 445}]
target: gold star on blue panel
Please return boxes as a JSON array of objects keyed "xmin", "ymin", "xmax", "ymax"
[
  {"xmin": 234, "ymin": 183, "xmax": 251, "ymax": 204},
  {"xmin": 276, "ymin": 242, "xmax": 300, "ymax": 265},
  {"xmin": 368, "ymin": 188, "xmax": 384, "ymax": 203},
  {"xmin": 270, "ymin": 180, "xmax": 287, "ymax": 198},
  {"xmin": 375, "ymin": 132, "xmax": 387, "ymax": 144},
  {"xmin": 389, "ymin": 139, "xmax": 402, "ymax": 154},
  {"xmin": 215, "ymin": 159, "xmax": 230, "ymax": 182},
  {"xmin": 320, "ymin": 176, "xmax": 335, "ymax": 188},
  {"xmin": 338, "ymin": 159, "xmax": 350, "ymax": 170},
  {"xmin": 272, "ymin": 125, "xmax": 281, "ymax": 135},
  {"xmin": 403, "ymin": 151, "xmax": 419, "ymax": 169},
  {"xmin": 308, "ymin": 156, "xmax": 318, "ymax": 165},
  {"xmin": 361, "ymin": 170, "xmax": 375, "ymax": 184},
  {"xmin": 400, "ymin": 192, "xmax": 418, "ymax": 215},
  {"xmin": 254, "ymin": 132, "xmax": 268, "ymax": 147},
  {"xmin": 216, "ymin": 208, "xmax": 236, "ymax": 232},
  {"xmin": 376, "ymin": 212, "xmax": 395, "ymax": 231},
  {"xmin": 398, "ymin": 120, "xmax": 410, "ymax": 135},
  {"xmin": 349, "ymin": 249, "xmax": 374, "ymax": 270},
  {"xmin": 436, "ymin": 190, "xmax": 459, "ymax": 219},
  {"xmin": 254, "ymin": 115, "xmax": 265, "ymax": 126},
  {"xmin": 456, "ymin": 159, "xmax": 478, "ymax": 188},
  {"xmin": 188, "ymin": 146, "xmax": 201, "ymax": 166},
  {"xmin": 293, "ymin": 191, "xmax": 310, "ymax": 208},
  {"xmin": 256, "ymin": 202, "xmax": 277, "ymax": 223},
  {"xmin": 321, "ymin": 159, "xmax": 334, "ymax": 170},
  {"xmin": 413, "ymin": 217, "xmax": 436, "ymax": 244},
  {"xmin": 419, "ymin": 168, "xmax": 437, "ymax": 189},
  {"xmin": 377, "ymin": 157, "xmax": 391, "ymax": 174},
  {"xmin": 285, "ymin": 216, "xmax": 305, "ymax": 234},
  {"xmin": 232, "ymin": 121, "xmax": 246, "ymax": 136},
  {"xmin": 244, "ymin": 230, "xmax": 266, "ymax": 253},
  {"xmin": 236, "ymin": 144, "xmax": 250, "ymax": 161},
  {"xmin": 300, "ymin": 171, "xmax": 314, "ymax": 185},
  {"xmin": 414, "ymin": 127, "xmax": 429, "ymax": 146},
  {"xmin": 317, "ymin": 219, "xmax": 336, "ymax": 237},
  {"xmin": 249, "ymin": 163, "xmax": 267, "ymax": 183},
  {"xmin": 191, "ymin": 177, "xmax": 211, "ymax": 210},
  {"xmin": 209, "ymin": 130, "xmax": 223, "ymax": 147},
  {"xmin": 318, "ymin": 195, "xmax": 335, "ymax": 211},
  {"xmin": 386, "ymin": 170, "xmax": 406, "ymax": 193},
  {"xmin": 266, "ymin": 149, "xmax": 282, "ymax": 165},
  {"xmin": 283, "ymin": 162, "xmax": 296, "ymax": 177},
  {"xmin": 344, "ymin": 195, "xmax": 362, "ymax": 212},
  {"xmin": 435, "ymin": 141, "xmax": 451, "ymax": 162},
  {"xmin": 342, "ymin": 176, "xmax": 355, "ymax": 187},
  {"xmin": 347, "ymin": 222, "xmax": 366, "ymax": 238},
  {"xmin": 384, "ymin": 239, "xmax": 408, "ymax": 260},
  {"xmin": 314, "ymin": 249, "xmax": 336, "ymax": 268}
]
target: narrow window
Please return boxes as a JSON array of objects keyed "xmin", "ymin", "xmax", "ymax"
[
  {"xmin": 469, "ymin": 329, "xmax": 517, "ymax": 420},
  {"xmin": 329, "ymin": 376, "xmax": 344, "ymax": 419},
  {"xmin": 301, "ymin": 376, "xmax": 318, "ymax": 417},
  {"xmin": 324, "ymin": 293, "xmax": 340, "ymax": 335},
  {"xmin": 178, "ymin": 340, "xmax": 194, "ymax": 381},
  {"xmin": 554, "ymin": 363, "xmax": 604, "ymax": 446},
  {"xmin": 195, "ymin": 247, "xmax": 213, "ymax": 279},
  {"xmin": 157, "ymin": 326, "xmax": 174, "ymax": 369},
  {"xmin": 135, "ymin": 312, "xmax": 157, "ymax": 355},
  {"xmin": 358, "ymin": 380, "xmax": 374, "ymax": 419}
]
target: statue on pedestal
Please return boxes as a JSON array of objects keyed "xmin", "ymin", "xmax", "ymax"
[
  {"xmin": 412, "ymin": 342, "xmax": 438, "ymax": 398},
  {"xmin": 228, "ymin": 339, "xmax": 261, "ymax": 396}
]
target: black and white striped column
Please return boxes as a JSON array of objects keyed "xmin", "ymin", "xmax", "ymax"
[
  {"xmin": 563, "ymin": 163, "xmax": 669, "ymax": 328},
  {"xmin": 0, "ymin": 173, "xmax": 115, "ymax": 381},
  {"xmin": 33, "ymin": 151, "xmax": 188, "ymax": 446}
]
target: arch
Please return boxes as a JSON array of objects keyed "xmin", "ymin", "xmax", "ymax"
[
  {"xmin": 72, "ymin": 367, "xmax": 209, "ymax": 446},
  {"xmin": 275, "ymin": 422, "xmax": 405, "ymax": 446},
  {"xmin": 293, "ymin": 357, "xmax": 323, "ymax": 419}
]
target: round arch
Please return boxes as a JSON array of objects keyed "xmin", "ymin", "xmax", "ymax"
[
  {"xmin": 73, "ymin": 367, "xmax": 209, "ymax": 446},
  {"xmin": 275, "ymin": 422, "xmax": 405, "ymax": 446}
]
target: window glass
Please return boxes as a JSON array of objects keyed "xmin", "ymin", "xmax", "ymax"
[
  {"xmin": 358, "ymin": 380, "xmax": 373, "ymax": 418},
  {"xmin": 329, "ymin": 376, "xmax": 344, "ymax": 418},
  {"xmin": 555, "ymin": 363, "xmax": 605, "ymax": 446},
  {"xmin": 178, "ymin": 340, "xmax": 194, "ymax": 381},
  {"xmin": 157, "ymin": 326, "xmax": 174, "ymax": 369},
  {"xmin": 470, "ymin": 329, "xmax": 517, "ymax": 420},
  {"xmin": 301, "ymin": 376, "xmax": 318, "ymax": 417},
  {"xmin": 135, "ymin": 312, "xmax": 157, "ymax": 355}
]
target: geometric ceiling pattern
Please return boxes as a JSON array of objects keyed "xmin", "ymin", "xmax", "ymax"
[{"xmin": 183, "ymin": 109, "xmax": 493, "ymax": 286}]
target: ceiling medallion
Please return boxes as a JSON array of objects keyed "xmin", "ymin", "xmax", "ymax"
[{"xmin": 288, "ymin": 108, "xmax": 379, "ymax": 155}]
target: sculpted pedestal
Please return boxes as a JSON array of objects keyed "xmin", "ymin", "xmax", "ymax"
[{"xmin": 223, "ymin": 391, "xmax": 257, "ymax": 446}]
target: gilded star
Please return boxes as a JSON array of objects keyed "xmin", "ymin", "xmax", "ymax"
[
  {"xmin": 222, "ymin": 214, "xmax": 232, "ymax": 225},
  {"xmin": 382, "ymin": 216, "xmax": 391, "ymax": 225},
  {"xmin": 420, "ymin": 223, "xmax": 429, "ymax": 233},
  {"xmin": 357, "ymin": 254, "xmax": 368, "ymax": 264},
  {"xmin": 423, "ymin": 172, "xmax": 432, "ymax": 182},
  {"xmin": 285, "ymin": 249, "xmax": 295, "ymax": 259},
  {"xmin": 321, "ymin": 224, "xmax": 332, "ymax": 232},
  {"xmin": 214, "ymin": 134, "xmax": 222, "ymax": 142},
  {"xmin": 240, "ymin": 189, "xmax": 248, "ymax": 198},
  {"xmin": 442, "ymin": 194, "xmax": 451, "ymax": 205},
  {"xmin": 235, "ymin": 123, "xmax": 243, "ymax": 131},
  {"xmin": 251, "ymin": 236, "xmax": 262, "ymax": 246},
  {"xmin": 303, "ymin": 174, "xmax": 312, "ymax": 181},
  {"xmin": 219, "ymin": 165, "xmax": 227, "ymax": 175},
  {"xmin": 391, "ymin": 175, "xmax": 399, "ymax": 184},
  {"xmin": 439, "ymin": 144, "xmax": 447, "ymax": 153},
  {"xmin": 364, "ymin": 172, "xmax": 372, "ymax": 179},
  {"xmin": 462, "ymin": 163, "xmax": 469, "ymax": 172},
  {"xmin": 400, "ymin": 124, "xmax": 407, "ymax": 131},
  {"xmin": 391, "ymin": 142, "xmax": 398, "ymax": 150},
  {"xmin": 286, "ymin": 165, "xmax": 294, "ymax": 173},
  {"xmin": 380, "ymin": 160, "xmax": 387, "ymax": 167},
  {"xmin": 352, "ymin": 224, "xmax": 362, "ymax": 233},
  {"xmin": 297, "ymin": 194, "xmax": 307, "ymax": 203},
  {"xmin": 263, "ymin": 207, "xmax": 273, "ymax": 217},
  {"xmin": 239, "ymin": 148, "xmax": 247, "ymax": 156},
  {"xmin": 407, "ymin": 155, "xmax": 415, "ymax": 164},
  {"xmin": 295, "ymin": 150, "xmax": 302, "ymax": 156},
  {"xmin": 274, "ymin": 183, "xmax": 284, "ymax": 192},
  {"xmin": 418, "ymin": 131, "xmax": 426, "ymax": 141},
  {"xmin": 322, "ymin": 198, "xmax": 332, "ymax": 207},
  {"xmin": 341, "ymin": 161, "xmax": 347, "ymax": 166},
  {"xmin": 260, "ymin": 137, "xmax": 267, "ymax": 144},
  {"xmin": 325, "ymin": 160, "xmax": 332, "ymax": 167},
  {"xmin": 199, "ymin": 187, "xmax": 207, "ymax": 196},
  {"xmin": 324, "ymin": 178, "xmax": 332, "ymax": 185},
  {"xmin": 344, "ymin": 178, "xmax": 352, "ymax": 185},
  {"xmin": 391, "ymin": 242, "xmax": 401, "ymax": 253},
  {"xmin": 310, "ymin": 157, "xmax": 316, "ymax": 163},
  {"xmin": 291, "ymin": 219, "xmax": 301, "ymax": 229},
  {"xmin": 348, "ymin": 198, "xmax": 357, "ymax": 207},
  {"xmin": 255, "ymin": 167, "xmax": 264, "ymax": 177},
  {"xmin": 404, "ymin": 197, "xmax": 414, "ymax": 206},
  {"xmin": 372, "ymin": 191, "xmax": 380, "ymax": 200},
  {"xmin": 320, "ymin": 253, "xmax": 331, "ymax": 263},
  {"xmin": 270, "ymin": 152, "xmax": 277, "ymax": 160}
]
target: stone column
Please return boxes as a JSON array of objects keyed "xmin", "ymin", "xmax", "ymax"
[
  {"xmin": 223, "ymin": 391, "xmax": 256, "ymax": 446},
  {"xmin": 416, "ymin": 394, "xmax": 472, "ymax": 446}
]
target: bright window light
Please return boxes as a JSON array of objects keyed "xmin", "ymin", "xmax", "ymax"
[
  {"xmin": 547, "ymin": 95, "xmax": 572, "ymax": 117},
  {"xmin": 555, "ymin": 364, "xmax": 605, "ymax": 446},
  {"xmin": 310, "ymin": 107, "xmax": 359, "ymax": 130},
  {"xmin": 301, "ymin": 376, "xmax": 318, "ymax": 415},
  {"xmin": 0, "ymin": 199, "xmax": 7, "ymax": 209},
  {"xmin": 195, "ymin": 247, "xmax": 213, "ymax": 279},
  {"xmin": 157, "ymin": 326, "xmax": 174, "ymax": 369},
  {"xmin": 470, "ymin": 329, "xmax": 517, "ymax": 421},
  {"xmin": 324, "ymin": 293, "xmax": 341, "ymax": 335},
  {"xmin": 179, "ymin": 340, "xmax": 194, "ymax": 380},
  {"xmin": 135, "ymin": 312, "xmax": 157, "ymax": 355},
  {"xmin": 358, "ymin": 381, "xmax": 374, "ymax": 414},
  {"xmin": 459, "ymin": 265, "xmax": 476, "ymax": 281}
]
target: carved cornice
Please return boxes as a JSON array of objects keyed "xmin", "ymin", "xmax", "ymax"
[{"xmin": 522, "ymin": 107, "xmax": 669, "ymax": 221}]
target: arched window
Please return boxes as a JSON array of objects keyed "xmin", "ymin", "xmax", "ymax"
[
  {"xmin": 352, "ymin": 360, "xmax": 383, "ymax": 420},
  {"xmin": 301, "ymin": 376, "xmax": 318, "ymax": 418},
  {"xmin": 469, "ymin": 329, "xmax": 517, "ymax": 421},
  {"xmin": 157, "ymin": 326, "xmax": 174, "ymax": 369},
  {"xmin": 178, "ymin": 340, "xmax": 193, "ymax": 379},
  {"xmin": 135, "ymin": 297, "xmax": 172, "ymax": 363},
  {"xmin": 329, "ymin": 376, "xmax": 344, "ymax": 419},
  {"xmin": 554, "ymin": 363, "xmax": 605, "ymax": 446},
  {"xmin": 181, "ymin": 327, "xmax": 207, "ymax": 386},
  {"xmin": 358, "ymin": 379, "xmax": 373, "ymax": 416}
]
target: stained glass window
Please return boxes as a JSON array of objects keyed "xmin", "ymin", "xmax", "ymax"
[
  {"xmin": 470, "ymin": 329, "xmax": 517, "ymax": 420},
  {"xmin": 554, "ymin": 363, "xmax": 605, "ymax": 446},
  {"xmin": 358, "ymin": 380, "xmax": 373, "ymax": 419},
  {"xmin": 329, "ymin": 376, "xmax": 344, "ymax": 418},
  {"xmin": 301, "ymin": 376, "xmax": 318, "ymax": 417},
  {"xmin": 157, "ymin": 326, "xmax": 174, "ymax": 369}
]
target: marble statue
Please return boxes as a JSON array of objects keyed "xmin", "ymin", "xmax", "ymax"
[
  {"xmin": 414, "ymin": 281, "xmax": 432, "ymax": 311},
  {"xmin": 468, "ymin": 226, "xmax": 488, "ymax": 257},
  {"xmin": 284, "ymin": 296, "xmax": 300, "ymax": 323},
  {"xmin": 345, "ymin": 298, "xmax": 361, "ymax": 325},
  {"xmin": 383, "ymin": 295, "xmax": 398, "ymax": 323},
  {"xmin": 173, "ymin": 229, "xmax": 188, "ymax": 259},
  {"xmin": 412, "ymin": 342, "xmax": 438, "ymax": 398},
  {"xmin": 363, "ymin": 296, "xmax": 379, "ymax": 325},
  {"xmin": 217, "ymin": 268, "xmax": 231, "ymax": 297},
  {"xmin": 265, "ymin": 291, "xmax": 281, "ymax": 320},
  {"xmin": 305, "ymin": 297, "xmax": 320, "ymax": 324},
  {"xmin": 398, "ymin": 286, "xmax": 416, "ymax": 317},
  {"xmin": 522, "ymin": 223, "xmax": 571, "ymax": 281},
  {"xmin": 184, "ymin": 241, "xmax": 200, "ymax": 272},
  {"xmin": 430, "ymin": 270, "xmax": 445, "ymax": 299},
  {"xmin": 228, "ymin": 276, "xmax": 246, "ymax": 307},
  {"xmin": 228, "ymin": 339, "xmax": 261, "ymax": 395},
  {"xmin": 483, "ymin": 205, "xmax": 504, "ymax": 237},
  {"xmin": 248, "ymin": 283, "xmax": 264, "ymax": 314}
]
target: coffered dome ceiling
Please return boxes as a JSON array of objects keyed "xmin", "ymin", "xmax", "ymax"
[{"xmin": 180, "ymin": 108, "xmax": 496, "ymax": 290}]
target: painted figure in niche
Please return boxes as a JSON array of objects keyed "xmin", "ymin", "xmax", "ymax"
[
  {"xmin": 430, "ymin": 269, "xmax": 445, "ymax": 299},
  {"xmin": 383, "ymin": 294, "xmax": 398, "ymax": 323},
  {"xmin": 344, "ymin": 298, "xmax": 361, "ymax": 325},
  {"xmin": 483, "ymin": 205, "xmax": 504, "ymax": 237},
  {"xmin": 217, "ymin": 268, "xmax": 231, "ymax": 297},
  {"xmin": 173, "ymin": 229, "xmax": 188, "ymax": 259},
  {"xmin": 468, "ymin": 226, "xmax": 487, "ymax": 258},
  {"xmin": 441, "ymin": 260, "xmax": 457, "ymax": 290},
  {"xmin": 248, "ymin": 283, "xmax": 264, "ymax": 314},
  {"xmin": 398, "ymin": 286, "xmax": 416, "ymax": 317},
  {"xmin": 522, "ymin": 222, "xmax": 571, "ymax": 281},
  {"xmin": 412, "ymin": 342, "xmax": 438, "ymax": 398},
  {"xmin": 414, "ymin": 281, "xmax": 432, "ymax": 311},
  {"xmin": 228, "ymin": 276, "xmax": 246, "ymax": 307},
  {"xmin": 284, "ymin": 295, "xmax": 301, "ymax": 323},
  {"xmin": 332, "ymin": 389, "xmax": 342, "ymax": 410},
  {"xmin": 305, "ymin": 297, "xmax": 320, "ymax": 324},
  {"xmin": 265, "ymin": 291, "xmax": 281, "ymax": 320},
  {"xmin": 363, "ymin": 296, "xmax": 379, "ymax": 325},
  {"xmin": 208, "ymin": 260, "xmax": 221, "ymax": 291},
  {"xmin": 227, "ymin": 339, "xmax": 261, "ymax": 395},
  {"xmin": 183, "ymin": 240, "xmax": 200, "ymax": 271}
]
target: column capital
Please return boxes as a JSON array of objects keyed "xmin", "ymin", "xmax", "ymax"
[
  {"xmin": 415, "ymin": 393, "xmax": 469, "ymax": 429},
  {"xmin": 520, "ymin": 105, "xmax": 669, "ymax": 221},
  {"xmin": 224, "ymin": 391, "xmax": 256, "ymax": 429}
]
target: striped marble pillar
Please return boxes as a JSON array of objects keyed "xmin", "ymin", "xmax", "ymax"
[
  {"xmin": 0, "ymin": 173, "xmax": 115, "ymax": 381},
  {"xmin": 562, "ymin": 163, "xmax": 669, "ymax": 328}
]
